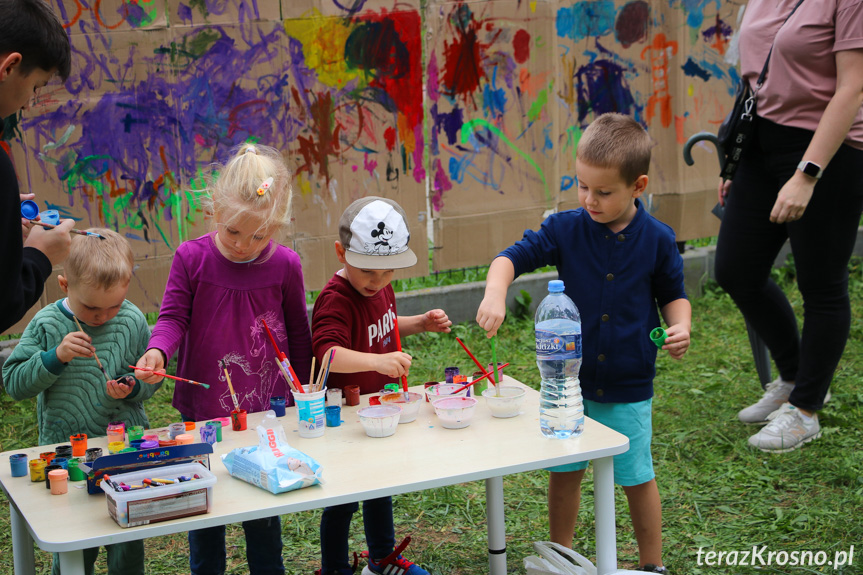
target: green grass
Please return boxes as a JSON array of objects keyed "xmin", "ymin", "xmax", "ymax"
[{"xmin": 1, "ymin": 262, "xmax": 862, "ymax": 574}]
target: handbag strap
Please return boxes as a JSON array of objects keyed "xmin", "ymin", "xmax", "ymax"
[{"xmin": 754, "ymin": 0, "xmax": 806, "ymax": 90}]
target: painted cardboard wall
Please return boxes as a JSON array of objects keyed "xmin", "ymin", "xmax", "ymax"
[{"xmin": 3, "ymin": 0, "xmax": 739, "ymax": 334}]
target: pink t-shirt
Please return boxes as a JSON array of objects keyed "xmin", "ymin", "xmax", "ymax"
[{"xmin": 739, "ymin": 0, "xmax": 863, "ymax": 149}]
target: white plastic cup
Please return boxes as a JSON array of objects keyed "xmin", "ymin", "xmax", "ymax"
[{"xmin": 295, "ymin": 388, "xmax": 327, "ymax": 438}]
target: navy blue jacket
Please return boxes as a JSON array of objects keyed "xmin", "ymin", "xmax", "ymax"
[{"xmin": 500, "ymin": 199, "xmax": 686, "ymax": 403}]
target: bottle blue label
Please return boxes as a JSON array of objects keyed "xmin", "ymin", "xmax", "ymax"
[{"xmin": 535, "ymin": 330, "xmax": 582, "ymax": 360}]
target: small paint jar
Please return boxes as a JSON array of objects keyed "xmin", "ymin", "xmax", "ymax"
[
  {"xmin": 127, "ymin": 425, "xmax": 145, "ymax": 442},
  {"xmin": 184, "ymin": 421, "xmax": 196, "ymax": 431},
  {"xmin": 205, "ymin": 421, "xmax": 222, "ymax": 442},
  {"xmin": 326, "ymin": 387, "xmax": 342, "ymax": 406},
  {"xmin": 200, "ymin": 425, "xmax": 217, "ymax": 445},
  {"xmin": 369, "ymin": 395, "xmax": 381, "ymax": 406},
  {"xmin": 29, "ymin": 458, "xmax": 47, "ymax": 482},
  {"xmin": 471, "ymin": 371, "xmax": 488, "ymax": 396},
  {"xmin": 130, "ymin": 439, "xmax": 145, "ymax": 450},
  {"xmin": 158, "ymin": 440, "xmax": 177, "ymax": 447},
  {"xmin": 44, "ymin": 465, "xmax": 62, "ymax": 490},
  {"xmin": 68, "ymin": 458, "xmax": 86, "ymax": 481},
  {"xmin": 326, "ymin": 405, "xmax": 341, "ymax": 427},
  {"xmin": 215, "ymin": 416, "xmax": 231, "ymax": 429},
  {"xmin": 84, "ymin": 447, "xmax": 103, "ymax": 462},
  {"xmin": 230, "ymin": 409, "xmax": 247, "ymax": 431},
  {"xmin": 48, "ymin": 469, "xmax": 68, "ymax": 495},
  {"xmin": 269, "ymin": 396, "xmax": 286, "ymax": 417},
  {"xmin": 52, "ymin": 457, "xmax": 68, "ymax": 470},
  {"xmin": 344, "ymin": 384, "xmax": 360, "ymax": 406},
  {"xmin": 107, "ymin": 441, "xmax": 125, "ymax": 454},
  {"xmin": 106, "ymin": 428, "xmax": 124, "ymax": 446},
  {"xmin": 383, "ymin": 383, "xmax": 400, "ymax": 393},
  {"xmin": 120, "ymin": 447, "xmax": 138, "ymax": 453},
  {"xmin": 174, "ymin": 433, "xmax": 194, "ymax": 445},
  {"xmin": 54, "ymin": 444, "xmax": 73, "ymax": 458},
  {"xmin": 69, "ymin": 433, "xmax": 87, "ymax": 457},
  {"xmin": 39, "ymin": 209, "xmax": 60, "ymax": 225},
  {"xmin": 445, "ymin": 366, "xmax": 460, "ymax": 383},
  {"xmin": 10, "ymin": 454, "xmax": 28, "ymax": 477},
  {"xmin": 139, "ymin": 440, "xmax": 159, "ymax": 450},
  {"xmin": 168, "ymin": 422, "xmax": 185, "ymax": 439},
  {"xmin": 487, "ymin": 362, "xmax": 505, "ymax": 383},
  {"xmin": 39, "ymin": 451, "xmax": 55, "ymax": 464},
  {"xmin": 453, "ymin": 374, "xmax": 469, "ymax": 396},
  {"xmin": 142, "ymin": 434, "xmax": 159, "ymax": 442}
]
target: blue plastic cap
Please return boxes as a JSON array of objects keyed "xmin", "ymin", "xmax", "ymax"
[
  {"xmin": 20, "ymin": 200, "xmax": 39, "ymax": 220},
  {"xmin": 548, "ymin": 280, "xmax": 565, "ymax": 292}
]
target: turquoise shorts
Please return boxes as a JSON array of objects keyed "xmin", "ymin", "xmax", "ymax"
[{"xmin": 548, "ymin": 398, "xmax": 654, "ymax": 487}]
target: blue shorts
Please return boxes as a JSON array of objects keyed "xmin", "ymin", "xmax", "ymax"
[{"xmin": 548, "ymin": 398, "xmax": 654, "ymax": 487}]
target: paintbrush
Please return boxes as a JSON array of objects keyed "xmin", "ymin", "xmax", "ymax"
[
  {"xmin": 449, "ymin": 362, "xmax": 510, "ymax": 395},
  {"xmin": 320, "ymin": 348, "xmax": 336, "ymax": 392},
  {"xmin": 128, "ymin": 365, "xmax": 211, "ymax": 389},
  {"xmin": 220, "ymin": 361, "xmax": 240, "ymax": 411},
  {"xmin": 392, "ymin": 315, "xmax": 409, "ymax": 401},
  {"xmin": 29, "ymin": 219, "xmax": 106, "ymax": 239},
  {"xmin": 261, "ymin": 318, "xmax": 304, "ymax": 393},
  {"xmin": 491, "ymin": 335, "xmax": 501, "ymax": 396},
  {"xmin": 72, "ymin": 316, "xmax": 110, "ymax": 382},
  {"xmin": 309, "ymin": 356, "xmax": 316, "ymax": 393},
  {"xmin": 455, "ymin": 337, "xmax": 497, "ymax": 386}
]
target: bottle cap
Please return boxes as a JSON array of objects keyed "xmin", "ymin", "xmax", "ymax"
[
  {"xmin": 548, "ymin": 280, "xmax": 565, "ymax": 292},
  {"xmin": 20, "ymin": 200, "xmax": 40, "ymax": 220},
  {"xmin": 649, "ymin": 327, "xmax": 667, "ymax": 348}
]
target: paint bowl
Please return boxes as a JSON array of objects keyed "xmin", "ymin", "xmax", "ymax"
[
  {"xmin": 432, "ymin": 396, "xmax": 478, "ymax": 429},
  {"xmin": 357, "ymin": 405, "xmax": 401, "ymax": 438},
  {"xmin": 425, "ymin": 383, "xmax": 469, "ymax": 402},
  {"xmin": 482, "ymin": 386, "xmax": 527, "ymax": 418},
  {"xmin": 379, "ymin": 391, "xmax": 423, "ymax": 423}
]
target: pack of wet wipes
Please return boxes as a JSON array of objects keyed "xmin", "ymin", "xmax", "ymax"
[{"xmin": 221, "ymin": 422, "xmax": 322, "ymax": 494}]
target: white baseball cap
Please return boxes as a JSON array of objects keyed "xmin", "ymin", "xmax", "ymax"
[{"xmin": 339, "ymin": 196, "xmax": 417, "ymax": 269}]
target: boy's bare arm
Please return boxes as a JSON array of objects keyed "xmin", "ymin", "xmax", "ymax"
[
  {"xmin": 476, "ymin": 256, "xmax": 516, "ymax": 338},
  {"xmin": 397, "ymin": 309, "xmax": 452, "ymax": 337},
  {"xmin": 323, "ymin": 345, "xmax": 412, "ymax": 379},
  {"xmin": 659, "ymin": 298, "xmax": 692, "ymax": 360}
]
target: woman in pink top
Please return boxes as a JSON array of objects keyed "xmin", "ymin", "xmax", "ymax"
[{"xmin": 714, "ymin": 0, "xmax": 863, "ymax": 452}]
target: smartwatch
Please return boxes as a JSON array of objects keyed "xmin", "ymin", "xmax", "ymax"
[{"xmin": 797, "ymin": 160, "xmax": 823, "ymax": 180}]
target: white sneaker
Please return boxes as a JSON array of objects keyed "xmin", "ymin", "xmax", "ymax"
[
  {"xmin": 747, "ymin": 404, "xmax": 821, "ymax": 453},
  {"xmin": 738, "ymin": 379, "xmax": 794, "ymax": 424},
  {"xmin": 765, "ymin": 389, "xmax": 831, "ymax": 423}
]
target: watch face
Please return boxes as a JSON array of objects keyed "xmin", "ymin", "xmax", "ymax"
[{"xmin": 799, "ymin": 161, "xmax": 822, "ymax": 179}]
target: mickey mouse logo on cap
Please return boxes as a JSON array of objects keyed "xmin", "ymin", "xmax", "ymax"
[{"xmin": 339, "ymin": 197, "xmax": 417, "ymax": 269}]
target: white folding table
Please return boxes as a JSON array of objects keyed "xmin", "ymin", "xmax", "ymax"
[{"xmin": 0, "ymin": 377, "xmax": 628, "ymax": 574}]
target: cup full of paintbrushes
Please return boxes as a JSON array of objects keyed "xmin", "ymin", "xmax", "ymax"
[{"xmin": 294, "ymin": 388, "xmax": 326, "ymax": 439}]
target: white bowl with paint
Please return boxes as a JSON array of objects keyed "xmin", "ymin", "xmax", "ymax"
[
  {"xmin": 482, "ymin": 386, "xmax": 526, "ymax": 418},
  {"xmin": 357, "ymin": 405, "xmax": 401, "ymax": 438},
  {"xmin": 425, "ymin": 383, "xmax": 469, "ymax": 403},
  {"xmin": 432, "ymin": 396, "xmax": 478, "ymax": 429},
  {"xmin": 379, "ymin": 391, "xmax": 423, "ymax": 423}
]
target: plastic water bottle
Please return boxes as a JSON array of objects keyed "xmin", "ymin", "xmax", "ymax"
[{"xmin": 536, "ymin": 280, "xmax": 584, "ymax": 439}]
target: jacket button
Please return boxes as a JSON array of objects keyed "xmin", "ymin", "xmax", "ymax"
[
  {"xmin": 598, "ymin": 354, "xmax": 606, "ymax": 362},
  {"xmin": 606, "ymin": 273, "xmax": 614, "ymax": 281},
  {"xmin": 601, "ymin": 314, "xmax": 609, "ymax": 322},
  {"xmin": 618, "ymin": 234, "xmax": 625, "ymax": 241},
  {"xmin": 597, "ymin": 389, "xmax": 604, "ymax": 397}
]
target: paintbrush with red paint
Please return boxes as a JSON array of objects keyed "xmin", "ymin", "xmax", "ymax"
[
  {"xmin": 128, "ymin": 365, "xmax": 211, "ymax": 389},
  {"xmin": 261, "ymin": 318, "xmax": 304, "ymax": 393},
  {"xmin": 392, "ymin": 315, "xmax": 409, "ymax": 400},
  {"xmin": 455, "ymin": 337, "xmax": 498, "ymax": 386},
  {"xmin": 449, "ymin": 362, "xmax": 510, "ymax": 395}
]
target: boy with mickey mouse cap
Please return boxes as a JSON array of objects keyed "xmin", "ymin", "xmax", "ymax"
[{"xmin": 311, "ymin": 196, "xmax": 451, "ymax": 575}]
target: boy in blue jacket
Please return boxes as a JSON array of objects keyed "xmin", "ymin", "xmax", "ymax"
[{"xmin": 476, "ymin": 113, "xmax": 691, "ymax": 574}]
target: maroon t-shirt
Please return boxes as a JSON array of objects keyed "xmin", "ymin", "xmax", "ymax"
[{"xmin": 311, "ymin": 273, "xmax": 399, "ymax": 395}]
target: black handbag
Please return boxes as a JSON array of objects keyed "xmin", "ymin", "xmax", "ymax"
[{"xmin": 718, "ymin": 0, "xmax": 805, "ymax": 180}]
